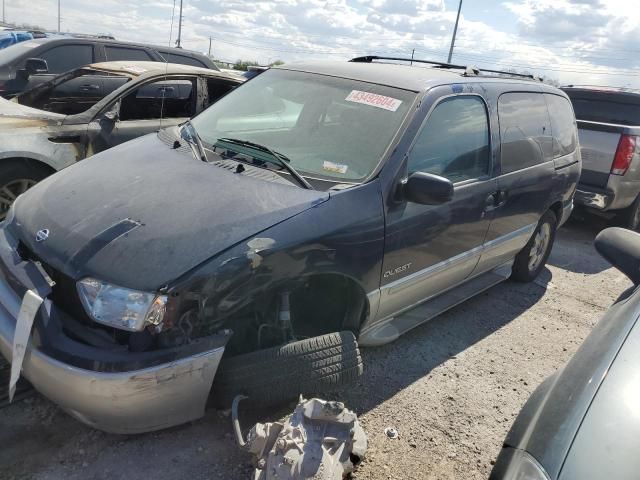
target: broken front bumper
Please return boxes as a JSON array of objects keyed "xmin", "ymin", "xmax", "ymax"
[{"xmin": 0, "ymin": 227, "xmax": 227, "ymax": 434}]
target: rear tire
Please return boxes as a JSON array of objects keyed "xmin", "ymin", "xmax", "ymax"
[
  {"xmin": 211, "ymin": 331, "xmax": 363, "ymax": 408},
  {"xmin": 0, "ymin": 161, "xmax": 52, "ymax": 220},
  {"xmin": 511, "ymin": 211, "xmax": 557, "ymax": 282}
]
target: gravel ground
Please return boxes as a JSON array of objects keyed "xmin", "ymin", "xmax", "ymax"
[{"xmin": 0, "ymin": 217, "xmax": 629, "ymax": 480}]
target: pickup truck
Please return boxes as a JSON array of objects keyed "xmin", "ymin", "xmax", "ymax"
[{"xmin": 562, "ymin": 86, "xmax": 640, "ymax": 228}]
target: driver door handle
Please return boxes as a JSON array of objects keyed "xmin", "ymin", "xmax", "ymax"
[{"xmin": 485, "ymin": 191, "xmax": 507, "ymax": 212}]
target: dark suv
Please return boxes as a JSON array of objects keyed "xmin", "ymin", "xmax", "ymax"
[
  {"xmin": 0, "ymin": 57, "xmax": 580, "ymax": 433},
  {"xmin": 0, "ymin": 36, "xmax": 219, "ymax": 97}
]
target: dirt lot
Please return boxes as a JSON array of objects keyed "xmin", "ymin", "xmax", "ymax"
[{"xmin": 0, "ymin": 217, "xmax": 629, "ymax": 480}]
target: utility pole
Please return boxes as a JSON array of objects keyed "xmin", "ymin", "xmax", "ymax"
[
  {"xmin": 411, "ymin": 48, "xmax": 415, "ymax": 65},
  {"xmin": 176, "ymin": 0, "xmax": 183, "ymax": 48},
  {"xmin": 57, "ymin": 0, "xmax": 61, "ymax": 32},
  {"xmin": 447, "ymin": 0, "xmax": 462, "ymax": 63},
  {"xmin": 208, "ymin": 36, "xmax": 212, "ymax": 57}
]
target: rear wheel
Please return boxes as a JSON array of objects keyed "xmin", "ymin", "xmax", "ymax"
[
  {"xmin": 511, "ymin": 210, "xmax": 557, "ymax": 282},
  {"xmin": 211, "ymin": 331, "xmax": 363, "ymax": 408},
  {"xmin": 0, "ymin": 161, "xmax": 52, "ymax": 220}
]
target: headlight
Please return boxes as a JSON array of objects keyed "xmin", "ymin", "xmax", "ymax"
[
  {"xmin": 504, "ymin": 450, "xmax": 550, "ymax": 480},
  {"xmin": 77, "ymin": 277, "xmax": 167, "ymax": 332}
]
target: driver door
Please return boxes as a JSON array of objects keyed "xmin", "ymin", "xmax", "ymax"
[
  {"xmin": 378, "ymin": 94, "xmax": 497, "ymax": 320},
  {"xmin": 86, "ymin": 77, "xmax": 197, "ymax": 155}
]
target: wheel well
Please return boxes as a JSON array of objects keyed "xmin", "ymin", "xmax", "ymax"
[
  {"xmin": 548, "ymin": 201, "xmax": 563, "ymax": 225},
  {"xmin": 1, "ymin": 157, "xmax": 56, "ymax": 177},
  {"xmin": 289, "ymin": 274, "xmax": 369, "ymax": 338},
  {"xmin": 207, "ymin": 273, "xmax": 370, "ymax": 356}
]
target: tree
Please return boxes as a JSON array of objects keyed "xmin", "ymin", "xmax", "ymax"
[{"xmin": 233, "ymin": 59, "xmax": 260, "ymax": 71}]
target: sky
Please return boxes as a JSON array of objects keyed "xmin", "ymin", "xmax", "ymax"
[{"xmin": 4, "ymin": 0, "xmax": 640, "ymax": 87}]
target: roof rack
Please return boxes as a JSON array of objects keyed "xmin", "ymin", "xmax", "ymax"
[{"xmin": 350, "ymin": 55, "xmax": 543, "ymax": 82}]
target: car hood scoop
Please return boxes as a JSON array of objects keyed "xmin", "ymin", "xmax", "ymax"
[{"xmin": 11, "ymin": 133, "xmax": 328, "ymax": 291}]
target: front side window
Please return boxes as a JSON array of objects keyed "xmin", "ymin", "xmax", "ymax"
[
  {"xmin": 119, "ymin": 78, "xmax": 195, "ymax": 121},
  {"xmin": 498, "ymin": 92, "xmax": 553, "ymax": 174},
  {"xmin": 545, "ymin": 94, "xmax": 577, "ymax": 158},
  {"xmin": 39, "ymin": 44, "xmax": 93, "ymax": 73},
  {"xmin": 408, "ymin": 96, "xmax": 490, "ymax": 183},
  {"xmin": 190, "ymin": 69, "xmax": 416, "ymax": 183}
]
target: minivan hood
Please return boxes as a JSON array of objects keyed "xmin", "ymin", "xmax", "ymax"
[{"xmin": 11, "ymin": 132, "xmax": 329, "ymax": 291}]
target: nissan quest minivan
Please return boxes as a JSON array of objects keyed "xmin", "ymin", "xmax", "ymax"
[{"xmin": 0, "ymin": 57, "xmax": 580, "ymax": 433}]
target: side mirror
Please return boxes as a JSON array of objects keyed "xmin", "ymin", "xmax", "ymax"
[
  {"xmin": 595, "ymin": 227, "xmax": 640, "ymax": 284},
  {"xmin": 103, "ymin": 102, "xmax": 119, "ymax": 122},
  {"xmin": 24, "ymin": 58, "xmax": 48, "ymax": 76},
  {"xmin": 403, "ymin": 171, "xmax": 453, "ymax": 205}
]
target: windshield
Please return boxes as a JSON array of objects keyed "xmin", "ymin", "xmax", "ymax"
[
  {"xmin": 190, "ymin": 69, "xmax": 416, "ymax": 183},
  {"xmin": 17, "ymin": 68, "xmax": 130, "ymax": 115}
]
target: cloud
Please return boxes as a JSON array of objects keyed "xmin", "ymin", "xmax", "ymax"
[{"xmin": 4, "ymin": 0, "xmax": 639, "ymax": 88}]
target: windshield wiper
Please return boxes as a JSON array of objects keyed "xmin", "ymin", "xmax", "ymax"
[
  {"xmin": 181, "ymin": 120, "xmax": 207, "ymax": 162},
  {"xmin": 218, "ymin": 137, "xmax": 312, "ymax": 189}
]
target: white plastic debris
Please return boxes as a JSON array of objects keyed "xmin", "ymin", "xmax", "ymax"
[
  {"xmin": 384, "ymin": 427, "xmax": 399, "ymax": 439},
  {"xmin": 9, "ymin": 290, "xmax": 43, "ymax": 402},
  {"xmin": 232, "ymin": 396, "xmax": 367, "ymax": 480}
]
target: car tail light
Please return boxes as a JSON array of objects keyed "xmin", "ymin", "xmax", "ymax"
[{"xmin": 611, "ymin": 135, "xmax": 637, "ymax": 175}]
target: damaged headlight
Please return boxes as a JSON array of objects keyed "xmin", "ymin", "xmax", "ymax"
[{"xmin": 77, "ymin": 277, "xmax": 167, "ymax": 332}]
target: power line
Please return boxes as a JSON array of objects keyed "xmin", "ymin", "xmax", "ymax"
[{"xmin": 209, "ymin": 31, "xmax": 640, "ymax": 78}]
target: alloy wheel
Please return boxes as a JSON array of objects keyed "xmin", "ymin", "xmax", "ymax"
[
  {"xmin": 0, "ymin": 179, "xmax": 37, "ymax": 221},
  {"xmin": 528, "ymin": 222, "xmax": 551, "ymax": 272}
]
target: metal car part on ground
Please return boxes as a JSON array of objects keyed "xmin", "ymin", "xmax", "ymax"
[
  {"xmin": 233, "ymin": 396, "xmax": 367, "ymax": 480},
  {"xmin": 0, "ymin": 59, "xmax": 579, "ymax": 432},
  {"xmin": 0, "ymin": 60, "xmax": 243, "ymax": 219},
  {"xmin": 491, "ymin": 227, "xmax": 640, "ymax": 480}
]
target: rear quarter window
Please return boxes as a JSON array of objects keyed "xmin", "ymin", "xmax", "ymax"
[
  {"xmin": 545, "ymin": 94, "xmax": 577, "ymax": 158},
  {"xmin": 498, "ymin": 92, "xmax": 553, "ymax": 174},
  {"xmin": 104, "ymin": 46, "xmax": 153, "ymax": 61},
  {"xmin": 160, "ymin": 52, "xmax": 207, "ymax": 68}
]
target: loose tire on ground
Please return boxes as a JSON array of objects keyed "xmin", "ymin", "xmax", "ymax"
[
  {"xmin": 211, "ymin": 331, "xmax": 363, "ymax": 408},
  {"xmin": 511, "ymin": 210, "xmax": 557, "ymax": 282}
]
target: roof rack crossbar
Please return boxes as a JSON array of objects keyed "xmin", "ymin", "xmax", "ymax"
[{"xmin": 350, "ymin": 55, "xmax": 542, "ymax": 82}]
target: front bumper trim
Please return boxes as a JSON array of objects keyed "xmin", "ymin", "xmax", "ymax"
[{"xmin": 0, "ymin": 285, "xmax": 224, "ymax": 434}]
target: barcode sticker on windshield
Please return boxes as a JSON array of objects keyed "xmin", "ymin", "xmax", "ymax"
[
  {"xmin": 345, "ymin": 90, "xmax": 402, "ymax": 112},
  {"xmin": 323, "ymin": 161, "xmax": 348, "ymax": 174}
]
